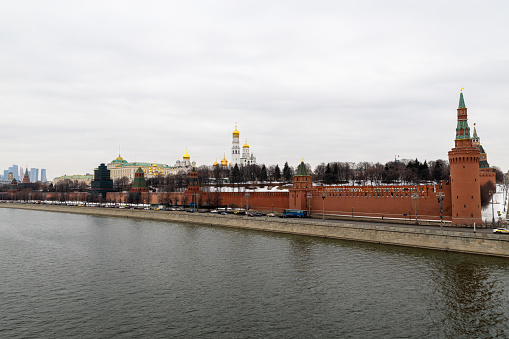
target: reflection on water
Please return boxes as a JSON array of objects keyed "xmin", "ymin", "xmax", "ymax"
[
  {"xmin": 430, "ymin": 255, "xmax": 509, "ymax": 338},
  {"xmin": 1, "ymin": 208, "xmax": 508, "ymax": 338}
]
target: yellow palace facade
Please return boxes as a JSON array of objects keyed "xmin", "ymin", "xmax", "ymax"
[{"xmin": 107, "ymin": 150, "xmax": 195, "ymax": 182}]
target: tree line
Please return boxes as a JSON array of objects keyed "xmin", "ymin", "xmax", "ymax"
[{"xmin": 313, "ymin": 159, "xmax": 451, "ymax": 185}]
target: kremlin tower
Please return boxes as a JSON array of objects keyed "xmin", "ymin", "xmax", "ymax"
[
  {"xmin": 289, "ymin": 160, "xmax": 312, "ymax": 211},
  {"xmin": 472, "ymin": 124, "xmax": 496, "ymax": 188},
  {"xmin": 131, "ymin": 167, "xmax": 148, "ymax": 193},
  {"xmin": 22, "ymin": 167, "xmax": 30, "ymax": 184},
  {"xmin": 448, "ymin": 90, "xmax": 482, "ymax": 226}
]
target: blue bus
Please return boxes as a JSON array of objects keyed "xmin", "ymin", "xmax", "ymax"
[{"xmin": 280, "ymin": 209, "xmax": 308, "ymax": 218}]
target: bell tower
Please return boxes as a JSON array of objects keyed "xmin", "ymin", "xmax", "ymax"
[
  {"xmin": 448, "ymin": 90, "xmax": 482, "ymax": 226},
  {"xmin": 231, "ymin": 123, "xmax": 241, "ymax": 165}
]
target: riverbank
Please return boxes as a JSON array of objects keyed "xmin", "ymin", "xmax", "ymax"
[{"xmin": 2, "ymin": 203, "xmax": 508, "ymax": 258}]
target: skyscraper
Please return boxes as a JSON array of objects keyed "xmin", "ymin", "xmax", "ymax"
[
  {"xmin": 8, "ymin": 165, "xmax": 19, "ymax": 180},
  {"xmin": 41, "ymin": 169, "xmax": 47, "ymax": 182},
  {"xmin": 30, "ymin": 168, "xmax": 39, "ymax": 182}
]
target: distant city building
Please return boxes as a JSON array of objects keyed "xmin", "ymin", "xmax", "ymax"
[
  {"xmin": 30, "ymin": 168, "xmax": 39, "ymax": 182},
  {"xmin": 41, "ymin": 169, "xmax": 47, "ymax": 182},
  {"xmin": 2, "ymin": 170, "xmax": 8, "ymax": 179},
  {"xmin": 53, "ymin": 174, "xmax": 94, "ymax": 186},
  {"xmin": 107, "ymin": 151, "xmax": 195, "ymax": 182},
  {"xmin": 230, "ymin": 124, "xmax": 256, "ymax": 166},
  {"xmin": 8, "ymin": 165, "xmax": 18, "ymax": 180},
  {"xmin": 19, "ymin": 167, "xmax": 24, "ymax": 181}
]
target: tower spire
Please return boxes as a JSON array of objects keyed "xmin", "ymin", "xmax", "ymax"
[
  {"xmin": 455, "ymin": 89, "xmax": 470, "ymax": 142},
  {"xmin": 458, "ymin": 88, "xmax": 466, "ymax": 109}
]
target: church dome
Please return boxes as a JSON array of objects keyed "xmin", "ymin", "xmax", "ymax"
[
  {"xmin": 213, "ymin": 160, "xmax": 219, "ymax": 166},
  {"xmin": 183, "ymin": 149, "xmax": 191, "ymax": 160},
  {"xmin": 221, "ymin": 156, "xmax": 228, "ymax": 166},
  {"xmin": 243, "ymin": 139, "xmax": 249, "ymax": 148},
  {"xmin": 233, "ymin": 124, "xmax": 239, "ymax": 137}
]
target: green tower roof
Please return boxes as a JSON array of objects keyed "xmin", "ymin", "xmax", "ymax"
[
  {"xmin": 132, "ymin": 167, "xmax": 147, "ymax": 189},
  {"xmin": 458, "ymin": 91, "xmax": 466, "ymax": 109},
  {"xmin": 295, "ymin": 161, "xmax": 309, "ymax": 176}
]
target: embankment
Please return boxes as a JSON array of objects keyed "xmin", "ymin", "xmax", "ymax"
[{"xmin": 2, "ymin": 203, "xmax": 508, "ymax": 258}]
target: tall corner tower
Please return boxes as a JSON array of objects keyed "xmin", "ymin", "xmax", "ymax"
[
  {"xmin": 231, "ymin": 123, "xmax": 241, "ymax": 165},
  {"xmin": 448, "ymin": 90, "xmax": 482, "ymax": 226}
]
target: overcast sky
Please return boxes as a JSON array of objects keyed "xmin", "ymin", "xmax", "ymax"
[{"xmin": 1, "ymin": 0, "xmax": 508, "ymax": 180}]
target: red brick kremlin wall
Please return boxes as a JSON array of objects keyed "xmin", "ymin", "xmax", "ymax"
[
  {"xmin": 210, "ymin": 191, "xmax": 289, "ymax": 212},
  {"xmin": 302, "ymin": 184, "xmax": 452, "ymax": 221}
]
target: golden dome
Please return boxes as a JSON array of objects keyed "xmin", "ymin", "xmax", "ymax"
[
  {"xmin": 243, "ymin": 138, "xmax": 249, "ymax": 148},
  {"xmin": 116, "ymin": 155, "xmax": 123, "ymax": 161},
  {"xmin": 233, "ymin": 123, "xmax": 239, "ymax": 137},
  {"xmin": 183, "ymin": 148, "xmax": 190, "ymax": 160},
  {"xmin": 221, "ymin": 155, "xmax": 228, "ymax": 166},
  {"xmin": 213, "ymin": 159, "xmax": 219, "ymax": 166}
]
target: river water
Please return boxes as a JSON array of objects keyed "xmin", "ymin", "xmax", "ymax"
[{"xmin": 1, "ymin": 208, "xmax": 509, "ymax": 338}]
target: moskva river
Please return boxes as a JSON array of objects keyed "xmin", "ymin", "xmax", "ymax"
[{"xmin": 1, "ymin": 208, "xmax": 509, "ymax": 338}]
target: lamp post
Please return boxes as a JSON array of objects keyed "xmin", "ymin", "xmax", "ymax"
[
  {"xmin": 489, "ymin": 190, "xmax": 495, "ymax": 227},
  {"xmin": 321, "ymin": 191, "xmax": 326, "ymax": 220},
  {"xmin": 436, "ymin": 192, "xmax": 445, "ymax": 230},
  {"xmin": 244, "ymin": 193, "xmax": 250, "ymax": 212},
  {"xmin": 411, "ymin": 193, "xmax": 419, "ymax": 225},
  {"xmin": 306, "ymin": 192, "xmax": 313, "ymax": 217}
]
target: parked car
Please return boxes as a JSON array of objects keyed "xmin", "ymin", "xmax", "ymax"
[
  {"xmin": 248, "ymin": 212, "xmax": 264, "ymax": 217},
  {"xmin": 493, "ymin": 228, "xmax": 509, "ymax": 234}
]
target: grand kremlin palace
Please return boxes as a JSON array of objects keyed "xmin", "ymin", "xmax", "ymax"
[{"xmin": 107, "ymin": 150, "xmax": 195, "ymax": 182}]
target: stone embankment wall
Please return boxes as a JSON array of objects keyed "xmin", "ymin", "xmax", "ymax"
[{"xmin": 2, "ymin": 203, "xmax": 508, "ymax": 258}]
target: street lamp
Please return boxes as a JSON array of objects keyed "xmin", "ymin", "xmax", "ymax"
[
  {"xmin": 489, "ymin": 190, "xmax": 495, "ymax": 227},
  {"xmin": 411, "ymin": 192, "xmax": 419, "ymax": 225},
  {"xmin": 321, "ymin": 191, "xmax": 326, "ymax": 220},
  {"xmin": 244, "ymin": 193, "xmax": 250, "ymax": 212},
  {"xmin": 436, "ymin": 192, "xmax": 445, "ymax": 230},
  {"xmin": 306, "ymin": 192, "xmax": 313, "ymax": 217}
]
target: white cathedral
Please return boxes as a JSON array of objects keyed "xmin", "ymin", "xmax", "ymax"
[{"xmin": 231, "ymin": 124, "xmax": 256, "ymax": 166}]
